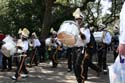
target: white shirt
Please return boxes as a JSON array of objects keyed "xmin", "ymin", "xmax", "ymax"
[
  {"xmin": 74, "ymin": 28, "xmax": 90, "ymax": 47},
  {"xmin": 45, "ymin": 38, "xmax": 52, "ymax": 46},
  {"xmin": 51, "ymin": 38, "xmax": 61, "ymax": 48},
  {"xmin": 45, "ymin": 37, "xmax": 61, "ymax": 47},
  {"xmin": 17, "ymin": 39, "xmax": 29, "ymax": 53},
  {"xmin": 22, "ymin": 40, "xmax": 29, "ymax": 52},
  {"xmin": 119, "ymin": 2, "xmax": 125, "ymax": 44},
  {"xmin": 33, "ymin": 39, "xmax": 41, "ymax": 48}
]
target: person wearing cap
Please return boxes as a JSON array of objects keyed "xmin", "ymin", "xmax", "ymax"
[
  {"xmin": 82, "ymin": 25, "xmax": 100, "ymax": 80},
  {"xmin": 71, "ymin": 8, "xmax": 87, "ymax": 83},
  {"xmin": 29, "ymin": 32, "xmax": 41, "ymax": 66},
  {"xmin": 12, "ymin": 28, "xmax": 30, "ymax": 80},
  {"xmin": 50, "ymin": 30, "xmax": 62, "ymax": 68},
  {"xmin": 72, "ymin": 8, "xmax": 100, "ymax": 82},
  {"xmin": 97, "ymin": 24, "xmax": 112, "ymax": 74},
  {"xmin": 72, "ymin": 8, "xmax": 91, "ymax": 83}
]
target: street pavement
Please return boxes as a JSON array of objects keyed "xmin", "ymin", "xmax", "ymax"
[{"xmin": 0, "ymin": 51, "xmax": 114, "ymax": 83}]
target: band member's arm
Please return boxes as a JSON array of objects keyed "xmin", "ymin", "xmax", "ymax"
[
  {"xmin": 80, "ymin": 32, "xmax": 86, "ymax": 40},
  {"xmin": 118, "ymin": 2, "xmax": 125, "ymax": 56},
  {"xmin": 16, "ymin": 39, "xmax": 23, "ymax": 50},
  {"xmin": 80, "ymin": 28, "xmax": 90, "ymax": 44},
  {"xmin": 55, "ymin": 39, "xmax": 62, "ymax": 50}
]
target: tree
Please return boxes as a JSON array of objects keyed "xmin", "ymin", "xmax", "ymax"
[
  {"xmin": 40, "ymin": 0, "xmax": 96, "ymax": 37},
  {"xmin": 0, "ymin": 0, "xmax": 123, "ymax": 37},
  {"xmin": 81, "ymin": 0, "xmax": 123, "ymax": 31}
]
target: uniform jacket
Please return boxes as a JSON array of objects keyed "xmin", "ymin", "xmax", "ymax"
[{"xmin": 74, "ymin": 27, "xmax": 90, "ymax": 47}]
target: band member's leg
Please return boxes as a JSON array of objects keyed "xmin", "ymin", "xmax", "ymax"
[
  {"xmin": 51, "ymin": 49, "xmax": 58, "ymax": 68},
  {"xmin": 102, "ymin": 48, "xmax": 107, "ymax": 74},
  {"xmin": 97, "ymin": 50, "xmax": 103, "ymax": 71},
  {"xmin": 15, "ymin": 56, "xmax": 26, "ymax": 79},
  {"xmin": 22, "ymin": 60, "xmax": 28, "ymax": 75},
  {"xmin": 30, "ymin": 49, "xmax": 36, "ymax": 66},
  {"xmin": 37, "ymin": 46, "xmax": 42, "ymax": 62},
  {"xmin": 15, "ymin": 56, "xmax": 20, "ymax": 67},
  {"xmin": 2, "ymin": 55, "xmax": 7, "ymax": 71},
  {"xmin": 67, "ymin": 48, "xmax": 73, "ymax": 72},
  {"xmin": 40, "ymin": 42, "xmax": 46, "ymax": 62},
  {"xmin": 83, "ymin": 48, "xmax": 100, "ymax": 80},
  {"xmin": 73, "ymin": 47, "xmax": 85, "ymax": 83},
  {"xmin": 52, "ymin": 53, "xmax": 58, "ymax": 67},
  {"xmin": 7, "ymin": 56, "xmax": 12, "ymax": 70},
  {"xmin": 34, "ymin": 48, "xmax": 39, "ymax": 66},
  {"xmin": 83, "ymin": 57, "xmax": 89, "ymax": 80}
]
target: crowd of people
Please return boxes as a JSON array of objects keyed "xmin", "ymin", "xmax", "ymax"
[{"xmin": 0, "ymin": 3, "xmax": 123, "ymax": 83}]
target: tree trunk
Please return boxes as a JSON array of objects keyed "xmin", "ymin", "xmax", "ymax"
[{"xmin": 41, "ymin": 0, "xmax": 55, "ymax": 37}]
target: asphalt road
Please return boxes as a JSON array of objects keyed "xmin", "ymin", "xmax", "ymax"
[
  {"xmin": 0, "ymin": 50, "xmax": 115, "ymax": 83},
  {"xmin": 0, "ymin": 59, "xmax": 111, "ymax": 83}
]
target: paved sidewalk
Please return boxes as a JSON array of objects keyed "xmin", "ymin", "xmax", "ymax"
[{"xmin": 0, "ymin": 60, "xmax": 110, "ymax": 83}]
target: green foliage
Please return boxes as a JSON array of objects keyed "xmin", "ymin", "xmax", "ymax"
[
  {"xmin": 56, "ymin": 0, "xmax": 68, "ymax": 5},
  {"xmin": 0, "ymin": 0, "xmax": 43, "ymax": 36},
  {"xmin": 0, "ymin": 0, "xmax": 123, "ymax": 36}
]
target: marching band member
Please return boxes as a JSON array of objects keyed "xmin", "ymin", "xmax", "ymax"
[
  {"xmin": 46, "ymin": 29, "xmax": 61, "ymax": 68},
  {"xmin": 50, "ymin": 31, "xmax": 61, "ymax": 68},
  {"xmin": 12, "ymin": 28, "xmax": 30, "ymax": 80},
  {"xmin": 72, "ymin": 8, "xmax": 100, "ymax": 82},
  {"xmin": 0, "ymin": 33, "xmax": 13, "ymax": 71},
  {"xmin": 45, "ymin": 36, "xmax": 52, "ymax": 60},
  {"xmin": 72, "ymin": 8, "xmax": 90, "ymax": 83},
  {"xmin": 97, "ymin": 24, "xmax": 112, "ymax": 74},
  {"xmin": 83, "ymin": 25, "xmax": 100, "ymax": 80},
  {"xmin": 30, "ymin": 32, "xmax": 41, "ymax": 66}
]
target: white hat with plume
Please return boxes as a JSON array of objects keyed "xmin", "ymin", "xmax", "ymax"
[{"xmin": 73, "ymin": 8, "xmax": 84, "ymax": 19}]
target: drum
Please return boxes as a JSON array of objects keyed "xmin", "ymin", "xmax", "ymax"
[
  {"xmin": 93, "ymin": 31, "xmax": 104, "ymax": 42},
  {"xmin": 93, "ymin": 31, "xmax": 112, "ymax": 44},
  {"xmin": 57, "ymin": 20, "xmax": 79, "ymax": 47},
  {"xmin": 1, "ymin": 35, "xmax": 16, "ymax": 57}
]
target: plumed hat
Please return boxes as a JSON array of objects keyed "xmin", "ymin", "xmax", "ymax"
[
  {"xmin": 32, "ymin": 32, "xmax": 38, "ymax": 38},
  {"xmin": 21, "ymin": 28, "xmax": 30, "ymax": 38},
  {"xmin": 18, "ymin": 28, "xmax": 22, "ymax": 34},
  {"xmin": 50, "ymin": 27, "xmax": 57, "ymax": 34},
  {"xmin": 73, "ymin": 8, "xmax": 84, "ymax": 19},
  {"xmin": 104, "ymin": 27, "xmax": 114, "ymax": 36}
]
